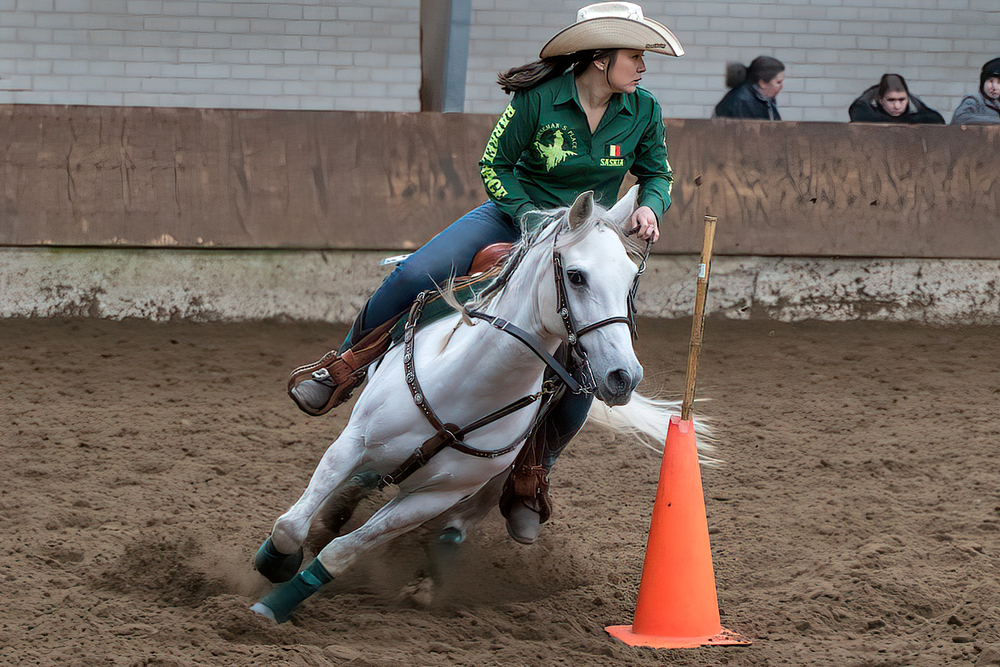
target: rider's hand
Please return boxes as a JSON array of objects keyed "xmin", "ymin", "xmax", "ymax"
[{"xmin": 629, "ymin": 206, "xmax": 659, "ymax": 243}]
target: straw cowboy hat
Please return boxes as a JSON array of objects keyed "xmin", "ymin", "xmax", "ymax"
[{"xmin": 540, "ymin": 2, "xmax": 684, "ymax": 59}]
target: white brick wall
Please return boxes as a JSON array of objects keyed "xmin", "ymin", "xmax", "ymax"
[
  {"xmin": 0, "ymin": 0, "xmax": 421, "ymax": 111},
  {"xmin": 466, "ymin": 0, "xmax": 1000, "ymax": 122},
  {"xmin": 0, "ymin": 0, "xmax": 996, "ymax": 121}
]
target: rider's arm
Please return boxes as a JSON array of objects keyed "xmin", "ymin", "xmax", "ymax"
[
  {"xmin": 479, "ymin": 91, "xmax": 539, "ymax": 223},
  {"xmin": 630, "ymin": 101, "xmax": 673, "ymax": 223}
]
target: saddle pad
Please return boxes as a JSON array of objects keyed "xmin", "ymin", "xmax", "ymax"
[{"xmin": 388, "ymin": 267, "xmax": 502, "ymax": 346}]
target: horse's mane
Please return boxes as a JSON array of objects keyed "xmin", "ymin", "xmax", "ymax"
[
  {"xmin": 522, "ymin": 203, "xmax": 646, "ymax": 260},
  {"xmin": 440, "ymin": 200, "xmax": 646, "ymax": 316},
  {"xmin": 436, "ymin": 201, "xmax": 719, "ymax": 463}
]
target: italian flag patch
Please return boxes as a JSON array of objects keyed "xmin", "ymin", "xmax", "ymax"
[{"xmin": 607, "ymin": 144, "xmax": 622, "ymax": 157}]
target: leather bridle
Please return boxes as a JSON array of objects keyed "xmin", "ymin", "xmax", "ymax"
[
  {"xmin": 551, "ymin": 227, "xmax": 651, "ymax": 394},
  {"xmin": 379, "ymin": 223, "xmax": 651, "ymax": 489}
]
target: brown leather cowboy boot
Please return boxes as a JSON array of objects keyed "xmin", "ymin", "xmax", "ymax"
[
  {"xmin": 500, "ymin": 420, "xmax": 555, "ymax": 545},
  {"xmin": 289, "ymin": 243, "xmax": 513, "ymax": 417},
  {"xmin": 287, "ymin": 317, "xmax": 399, "ymax": 416}
]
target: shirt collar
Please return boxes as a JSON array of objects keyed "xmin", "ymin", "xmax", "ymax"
[
  {"xmin": 554, "ymin": 71, "xmax": 636, "ymax": 118},
  {"xmin": 553, "ymin": 71, "xmax": 577, "ymax": 106}
]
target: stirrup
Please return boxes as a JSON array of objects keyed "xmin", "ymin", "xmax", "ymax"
[
  {"xmin": 288, "ymin": 361, "xmax": 365, "ymax": 416},
  {"xmin": 286, "ymin": 317, "xmax": 399, "ymax": 417},
  {"xmin": 499, "ymin": 464, "xmax": 552, "ymax": 525}
]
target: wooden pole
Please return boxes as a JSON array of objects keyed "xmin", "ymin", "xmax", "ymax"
[{"xmin": 680, "ymin": 215, "xmax": 717, "ymax": 422}]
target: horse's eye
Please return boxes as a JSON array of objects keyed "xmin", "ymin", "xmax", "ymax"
[{"xmin": 567, "ymin": 270, "xmax": 586, "ymax": 287}]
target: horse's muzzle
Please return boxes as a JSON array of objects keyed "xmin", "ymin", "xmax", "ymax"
[{"xmin": 600, "ymin": 367, "xmax": 642, "ymax": 406}]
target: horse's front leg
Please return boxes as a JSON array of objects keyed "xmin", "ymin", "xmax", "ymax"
[
  {"xmin": 251, "ymin": 487, "xmax": 468, "ymax": 623},
  {"xmin": 254, "ymin": 429, "xmax": 365, "ymax": 584}
]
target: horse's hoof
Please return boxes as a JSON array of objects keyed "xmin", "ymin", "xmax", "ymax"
[
  {"xmin": 250, "ymin": 602, "xmax": 277, "ymax": 623},
  {"xmin": 254, "ymin": 560, "xmax": 333, "ymax": 623},
  {"xmin": 254, "ymin": 537, "xmax": 304, "ymax": 583}
]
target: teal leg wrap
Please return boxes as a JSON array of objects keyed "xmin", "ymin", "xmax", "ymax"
[
  {"xmin": 256, "ymin": 559, "xmax": 333, "ymax": 623},
  {"xmin": 352, "ymin": 471, "xmax": 382, "ymax": 489},
  {"xmin": 254, "ymin": 537, "xmax": 304, "ymax": 584},
  {"xmin": 427, "ymin": 527, "xmax": 464, "ymax": 586},
  {"xmin": 438, "ymin": 526, "xmax": 464, "ymax": 545}
]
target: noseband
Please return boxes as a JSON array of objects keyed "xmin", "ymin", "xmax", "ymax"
[
  {"xmin": 551, "ymin": 226, "xmax": 651, "ymax": 394},
  {"xmin": 381, "ymin": 220, "xmax": 650, "ymax": 489}
]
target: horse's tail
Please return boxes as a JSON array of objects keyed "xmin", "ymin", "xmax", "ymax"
[{"xmin": 587, "ymin": 392, "xmax": 721, "ymax": 464}]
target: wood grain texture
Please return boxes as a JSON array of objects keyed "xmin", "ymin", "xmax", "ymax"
[{"xmin": 1, "ymin": 106, "xmax": 997, "ymax": 258}]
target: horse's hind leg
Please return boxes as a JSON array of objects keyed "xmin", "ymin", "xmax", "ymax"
[
  {"xmin": 423, "ymin": 472, "xmax": 506, "ymax": 588},
  {"xmin": 252, "ymin": 487, "xmax": 469, "ymax": 623},
  {"xmin": 254, "ymin": 431, "xmax": 365, "ymax": 583}
]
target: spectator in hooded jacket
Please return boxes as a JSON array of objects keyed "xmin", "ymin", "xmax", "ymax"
[
  {"xmin": 951, "ymin": 58, "xmax": 1000, "ymax": 125},
  {"xmin": 713, "ymin": 56, "xmax": 784, "ymax": 121},
  {"xmin": 849, "ymin": 74, "xmax": 944, "ymax": 124}
]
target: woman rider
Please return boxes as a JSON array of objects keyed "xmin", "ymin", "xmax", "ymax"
[{"xmin": 289, "ymin": 2, "xmax": 682, "ymax": 544}]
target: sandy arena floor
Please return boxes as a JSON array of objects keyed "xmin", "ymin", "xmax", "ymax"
[{"xmin": 2, "ymin": 316, "xmax": 999, "ymax": 666}]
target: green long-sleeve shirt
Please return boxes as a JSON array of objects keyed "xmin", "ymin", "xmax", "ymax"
[{"xmin": 479, "ymin": 70, "xmax": 673, "ymax": 225}]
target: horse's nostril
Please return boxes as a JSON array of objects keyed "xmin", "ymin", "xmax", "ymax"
[{"xmin": 607, "ymin": 369, "xmax": 631, "ymax": 394}]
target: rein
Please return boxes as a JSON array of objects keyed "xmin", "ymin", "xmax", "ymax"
[
  {"xmin": 378, "ymin": 291, "xmax": 561, "ymax": 490},
  {"xmin": 379, "ymin": 221, "xmax": 652, "ymax": 489},
  {"xmin": 553, "ymin": 228, "xmax": 651, "ymax": 394}
]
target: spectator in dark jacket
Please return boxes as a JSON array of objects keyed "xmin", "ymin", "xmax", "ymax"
[
  {"xmin": 951, "ymin": 57, "xmax": 1000, "ymax": 125},
  {"xmin": 849, "ymin": 74, "xmax": 944, "ymax": 124},
  {"xmin": 713, "ymin": 56, "xmax": 785, "ymax": 121}
]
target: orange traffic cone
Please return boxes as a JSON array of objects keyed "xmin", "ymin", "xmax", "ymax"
[{"xmin": 606, "ymin": 415, "xmax": 750, "ymax": 648}]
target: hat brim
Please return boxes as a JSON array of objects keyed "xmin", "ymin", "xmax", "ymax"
[{"xmin": 540, "ymin": 16, "xmax": 684, "ymax": 59}]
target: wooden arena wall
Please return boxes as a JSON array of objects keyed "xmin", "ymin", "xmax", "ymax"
[{"xmin": 1, "ymin": 105, "xmax": 998, "ymax": 259}]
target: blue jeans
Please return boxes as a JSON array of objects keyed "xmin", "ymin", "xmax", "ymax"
[
  {"xmin": 541, "ymin": 388, "xmax": 594, "ymax": 470},
  {"xmin": 343, "ymin": 201, "xmax": 591, "ymax": 474},
  {"xmin": 342, "ymin": 202, "xmax": 519, "ymax": 349}
]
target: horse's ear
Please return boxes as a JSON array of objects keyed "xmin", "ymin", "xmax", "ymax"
[
  {"xmin": 607, "ymin": 185, "xmax": 639, "ymax": 226},
  {"xmin": 568, "ymin": 190, "xmax": 595, "ymax": 229}
]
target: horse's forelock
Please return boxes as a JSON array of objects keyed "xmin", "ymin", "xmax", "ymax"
[{"xmin": 551, "ymin": 203, "xmax": 645, "ymax": 262}]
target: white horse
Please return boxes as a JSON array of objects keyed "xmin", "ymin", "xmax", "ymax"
[{"xmin": 250, "ymin": 186, "xmax": 702, "ymax": 622}]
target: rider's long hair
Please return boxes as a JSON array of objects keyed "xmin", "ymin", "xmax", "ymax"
[{"xmin": 497, "ymin": 50, "xmax": 612, "ymax": 94}]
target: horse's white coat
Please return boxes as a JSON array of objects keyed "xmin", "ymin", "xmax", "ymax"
[{"xmin": 265, "ymin": 187, "xmax": 681, "ymax": 580}]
